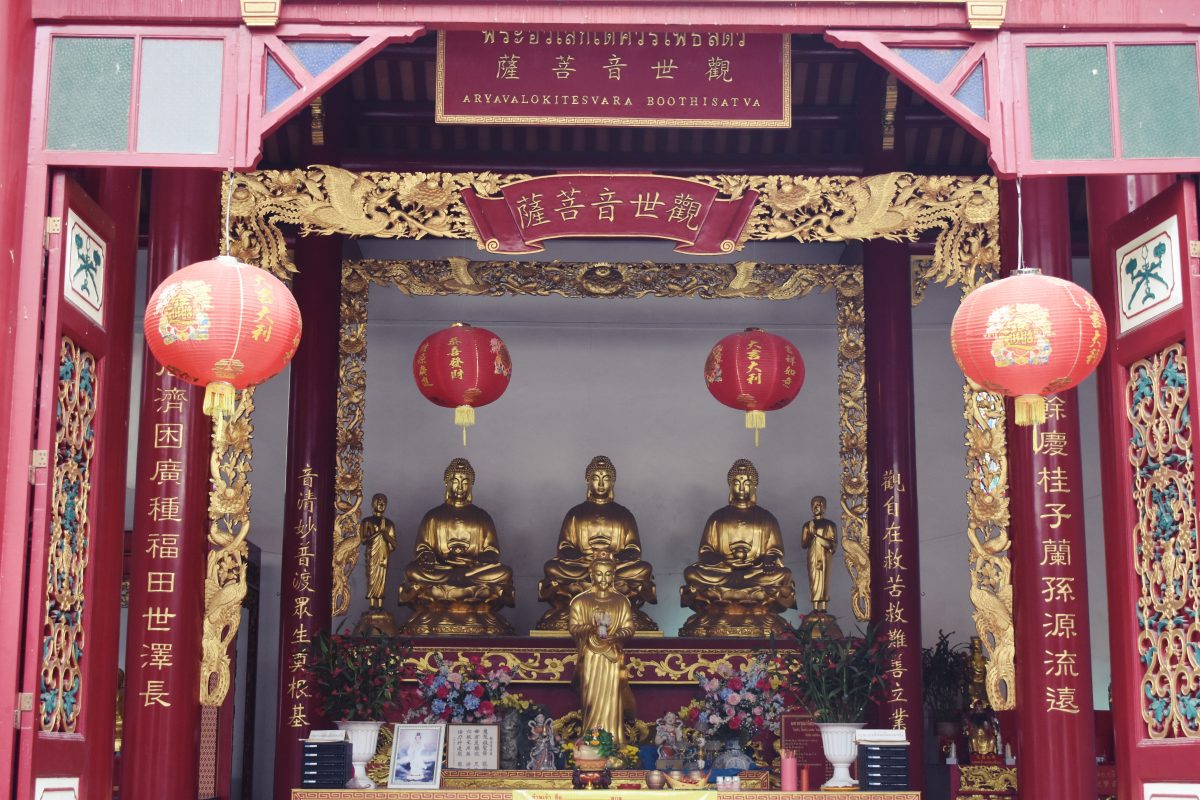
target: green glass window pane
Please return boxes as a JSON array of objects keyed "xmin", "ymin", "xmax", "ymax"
[
  {"xmin": 1117, "ymin": 45, "xmax": 1200, "ymax": 159},
  {"xmin": 47, "ymin": 37, "xmax": 133, "ymax": 151},
  {"xmin": 1026, "ymin": 46, "xmax": 1113, "ymax": 161},
  {"xmin": 137, "ymin": 39, "xmax": 224, "ymax": 154}
]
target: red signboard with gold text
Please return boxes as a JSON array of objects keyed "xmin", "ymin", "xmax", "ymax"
[
  {"xmin": 461, "ymin": 173, "xmax": 759, "ymax": 254},
  {"xmin": 436, "ymin": 30, "xmax": 791, "ymax": 128}
]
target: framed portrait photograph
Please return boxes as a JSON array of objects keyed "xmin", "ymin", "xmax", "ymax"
[
  {"xmin": 388, "ymin": 723, "xmax": 446, "ymax": 789},
  {"xmin": 447, "ymin": 723, "xmax": 500, "ymax": 769}
]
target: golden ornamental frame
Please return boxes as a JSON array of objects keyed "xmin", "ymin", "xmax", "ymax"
[{"xmin": 213, "ymin": 167, "xmax": 1013, "ymax": 710}]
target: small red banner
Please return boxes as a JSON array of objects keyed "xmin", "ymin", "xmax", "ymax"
[
  {"xmin": 461, "ymin": 174, "xmax": 758, "ymax": 255},
  {"xmin": 436, "ymin": 30, "xmax": 791, "ymax": 128}
]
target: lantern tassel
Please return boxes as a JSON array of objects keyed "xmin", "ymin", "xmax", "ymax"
[
  {"xmin": 745, "ymin": 409, "xmax": 766, "ymax": 448},
  {"xmin": 455, "ymin": 404, "xmax": 475, "ymax": 447},
  {"xmin": 1014, "ymin": 394, "xmax": 1047, "ymax": 426},
  {"xmin": 203, "ymin": 381, "xmax": 237, "ymax": 417}
]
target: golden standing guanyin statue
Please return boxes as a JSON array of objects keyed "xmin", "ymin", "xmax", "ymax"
[
  {"xmin": 800, "ymin": 495, "xmax": 838, "ymax": 613},
  {"xmin": 536, "ymin": 456, "xmax": 658, "ymax": 632},
  {"xmin": 397, "ymin": 458, "xmax": 515, "ymax": 636},
  {"xmin": 680, "ymin": 459, "xmax": 797, "ymax": 636},
  {"xmin": 569, "ymin": 554, "xmax": 636, "ymax": 748},
  {"xmin": 354, "ymin": 493, "xmax": 401, "ymax": 635}
]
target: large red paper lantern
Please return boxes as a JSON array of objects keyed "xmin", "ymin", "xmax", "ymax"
[
  {"xmin": 413, "ymin": 322, "xmax": 512, "ymax": 444},
  {"xmin": 705, "ymin": 327, "xmax": 804, "ymax": 446},
  {"xmin": 950, "ymin": 267, "xmax": 1107, "ymax": 426},
  {"xmin": 143, "ymin": 255, "xmax": 302, "ymax": 418}
]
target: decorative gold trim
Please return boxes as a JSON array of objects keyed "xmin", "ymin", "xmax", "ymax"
[
  {"xmin": 959, "ymin": 765, "xmax": 1018, "ymax": 792},
  {"xmin": 331, "ymin": 265, "xmax": 369, "ymax": 616},
  {"xmin": 226, "ymin": 169, "xmax": 1001, "ymax": 637},
  {"xmin": 200, "ymin": 389, "xmax": 255, "ymax": 706},
  {"xmin": 835, "ymin": 271, "xmax": 870, "ymax": 621},
  {"xmin": 966, "ymin": 0, "xmax": 1008, "ymax": 29}
]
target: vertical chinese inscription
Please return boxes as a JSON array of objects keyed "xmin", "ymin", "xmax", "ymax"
[
  {"xmin": 1033, "ymin": 396, "xmax": 1084, "ymax": 717},
  {"xmin": 1128, "ymin": 343, "xmax": 1198, "ymax": 738},
  {"xmin": 286, "ymin": 464, "xmax": 319, "ymax": 729},
  {"xmin": 878, "ymin": 468, "xmax": 910, "ymax": 731},
  {"xmin": 40, "ymin": 337, "xmax": 98, "ymax": 732}
]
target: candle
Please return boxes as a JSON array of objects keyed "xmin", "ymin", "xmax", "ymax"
[
  {"xmin": 781, "ymin": 752, "xmax": 798, "ymax": 792},
  {"xmin": 799, "ymin": 765, "xmax": 810, "ymax": 791}
]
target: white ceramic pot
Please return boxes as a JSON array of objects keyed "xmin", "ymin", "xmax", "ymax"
[
  {"xmin": 816, "ymin": 721, "xmax": 865, "ymax": 789},
  {"xmin": 337, "ymin": 720, "xmax": 384, "ymax": 788}
]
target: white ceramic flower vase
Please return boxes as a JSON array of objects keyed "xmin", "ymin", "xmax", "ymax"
[
  {"xmin": 816, "ymin": 722, "xmax": 864, "ymax": 789},
  {"xmin": 338, "ymin": 720, "xmax": 384, "ymax": 788}
]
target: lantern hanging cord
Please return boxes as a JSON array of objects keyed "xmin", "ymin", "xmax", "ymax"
[
  {"xmin": 1015, "ymin": 177, "xmax": 1024, "ymax": 271},
  {"xmin": 223, "ymin": 168, "xmax": 234, "ymax": 256}
]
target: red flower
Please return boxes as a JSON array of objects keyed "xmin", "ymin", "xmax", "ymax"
[
  {"xmin": 436, "ymin": 684, "xmax": 450, "ymax": 699},
  {"xmin": 689, "ymin": 707, "xmax": 701, "ymax": 721},
  {"xmin": 467, "ymin": 654, "xmax": 482, "ymax": 666},
  {"xmin": 479, "ymin": 701, "xmax": 494, "ymax": 716},
  {"xmin": 728, "ymin": 677, "xmax": 743, "ymax": 691},
  {"xmin": 756, "ymin": 678, "xmax": 770, "ymax": 690},
  {"xmin": 472, "ymin": 684, "xmax": 486, "ymax": 697},
  {"xmin": 729, "ymin": 715, "xmax": 742, "ymax": 730}
]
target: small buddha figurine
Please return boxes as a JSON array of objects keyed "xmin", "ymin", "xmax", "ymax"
[
  {"xmin": 397, "ymin": 458, "xmax": 515, "ymax": 636},
  {"xmin": 361, "ymin": 493, "xmax": 397, "ymax": 610},
  {"xmin": 799, "ymin": 495, "xmax": 837, "ymax": 613},
  {"xmin": 965, "ymin": 637, "xmax": 1000, "ymax": 761},
  {"xmin": 679, "ymin": 459, "xmax": 797, "ymax": 636},
  {"xmin": 536, "ymin": 456, "xmax": 658, "ymax": 632},
  {"xmin": 569, "ymin": 555, "xmax": 636, "ymax": 748}
]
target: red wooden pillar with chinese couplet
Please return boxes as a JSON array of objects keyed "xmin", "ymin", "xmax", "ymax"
[
  {"xmin": 864, "ymin": 238, "xmax": 924, "ymax": 791},
  {"xmin": 273, "ymin": 235, "xmax": 340, "ymax": 800},
  {"xmin": 1004, "ymin": 177, "xmax": 1097, "ymax": 800},
  {"xmin": 121, "ymin": 169, "xmax": 219, "ymax": 800}
]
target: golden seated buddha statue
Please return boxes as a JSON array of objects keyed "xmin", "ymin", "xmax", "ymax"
[
  {"xmin": 535, "ymin": 455, "xmax": 658, "ymax": 632},
  {"xmin": 397, "ymin": 458, "xmax": 515, "ymax": 636},
  {"xmin": 679, "ymin": 459, "xmax": 797, "ymax": 637}
]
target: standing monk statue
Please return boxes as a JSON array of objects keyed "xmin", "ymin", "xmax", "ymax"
[
  {"xmin": 800, "ymin": 495, "xmax": 837, "ymax": 612},
  {"xmin": 354, "ymin": 493, "xmax": 400, "ymax": 635},
  {"xmin": 679, "ymin": 459, "xmax": 796, "ymax": 636},
  {"xmin": 569, "ymin": 555, "xmax": 636, "ymax": 747},
  {"xmin": 361, "ymin": 493, "xmax": 397, "ymax": 609},
  {"xmin": 397, "ymin": 458, "xmax": 515, "ymax": 635},
  {"xmin": 537, "ymin": 455, "xmax": 658, "ymax": 632}
]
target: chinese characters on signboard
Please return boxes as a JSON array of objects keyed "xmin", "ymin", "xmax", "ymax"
[
  {"xmin": 286, "ymin": 464, "xmax": 320, "ymax": 729},
  {"xmin": 448, "ymin": 723, "xmax": 500, "ymax": 769},
  {"xmin": 879, "ymin": 468, "xmax": 911, "ymax": 731},
  {"xmin": 437, "ymin": 30, "xmax": 790, "ymax": 127}
]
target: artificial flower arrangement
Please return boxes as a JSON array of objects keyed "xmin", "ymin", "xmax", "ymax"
[
  {"xmin": 412, "ymin": 653, "xmax": 514, "ymax": 723},
  {"xmin": 689, "ymin": 655, "xmax": 786, "ymax": 743},
  {"xmin": 309, "ymin": 632, "xmax": 413, "ymax": 721}
]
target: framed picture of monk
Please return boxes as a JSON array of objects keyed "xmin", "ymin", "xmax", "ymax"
[{"xmin": 388, "ymin": 723, "xmax": 446, "ymax": 789}]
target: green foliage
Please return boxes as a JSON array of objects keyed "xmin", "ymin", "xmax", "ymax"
[
  {"xmin": 922, "ymin": 630, "xmax": 969, "ymax": 723},
  {"xmin": 774, "ymin": 618, "xmax": 893, "ymax": 724},
  {"xmin": 309, "ymin": 632, "xmax": 412, "ymax": 721}
]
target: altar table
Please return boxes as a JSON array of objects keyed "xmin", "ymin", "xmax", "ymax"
[{"xmin": 292, "ymin": 792, "xmax": 920, "ymax": 800}]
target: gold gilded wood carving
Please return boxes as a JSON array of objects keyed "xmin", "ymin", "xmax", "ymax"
[
  {"xmin": 336, "ymin": 258, "xmax": 872, "ymax": 620},
  {"xmin": 228, "ymin": 168, "xmax": 997, "ymax": 288},
  {"xmin": 959, "ymin": 765, "xmax": 1018, "ymax": 792},
  {"xmin": 201, "ymin": 389, "xmax": 255, "ymax": 706},
  {"xmin": 1128, "ymin": 343, "xmax": 1197, "ymax": 739},
  {"xmin": 331, "ymin": 266, "xmax": 369, "ymax": 616}
]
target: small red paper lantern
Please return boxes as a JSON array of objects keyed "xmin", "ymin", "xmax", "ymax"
[
  {"xmin": 705, "ymin": 327, "xmax": 805, "ymax": 446},
  {"xmin": 413, "ymin": 322, "xmax": 512, "ymax": 444},
  {"xmin": 950, "ymin": 267, "xmax": 1107, "ymax": 426},
  {"xmin": 143, "ymin": 255, "xmax": 302, "ymax": 418}
]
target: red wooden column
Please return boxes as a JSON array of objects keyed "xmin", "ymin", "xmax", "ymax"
[
  {"xmin": 1084, "ymin": 174, "xmax": 1177, "ymax": 799},
  {"xmin": 1006, "ymin": 177, "xmax": 1097, "ymax": 800},
  {"xmin": 864, "ymin": 238, "xmax": 924, "ymax": 791},
  {"xmin": 121, "ymin": 169, "xmax": 219, "ymax": 799},
  {"xmin": 273, "ymin": 235, "xmax": 340, "ymax": 800}
]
